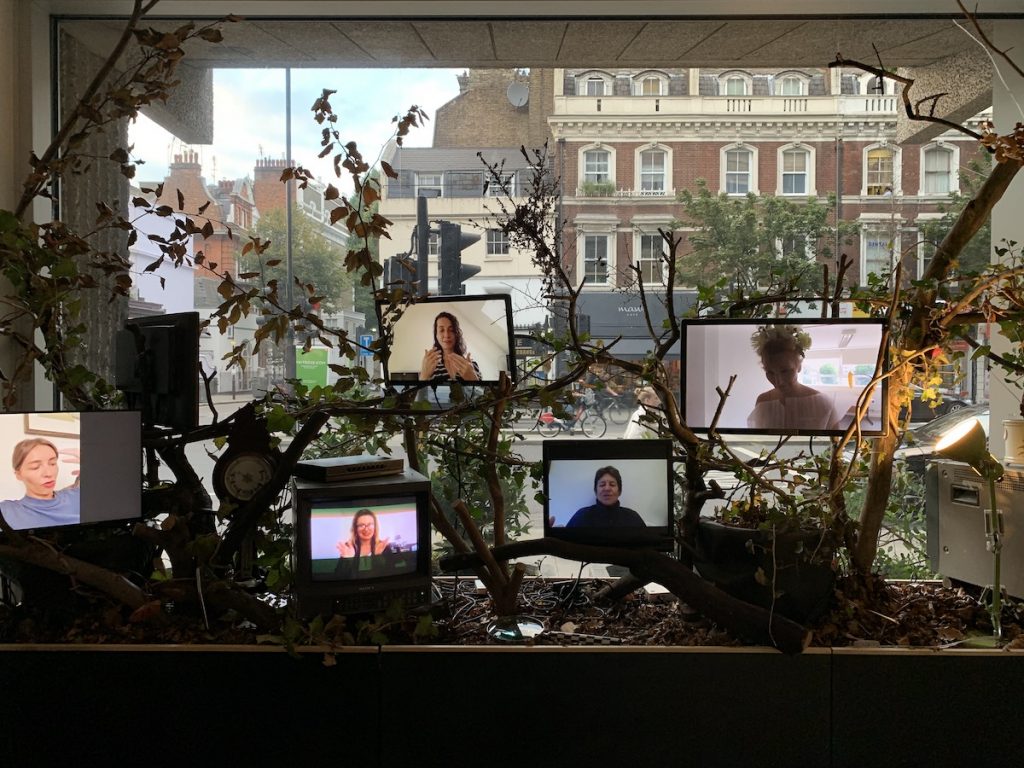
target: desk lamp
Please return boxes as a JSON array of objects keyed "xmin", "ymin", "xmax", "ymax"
[{"xmin": 935, "ymin": 417, "xmax": 1005, "ymax": 639}]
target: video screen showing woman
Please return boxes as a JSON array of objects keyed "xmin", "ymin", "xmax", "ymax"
[
  {"xmin": 682, "ymin": 320, "xmax": 885, "ymax": 435},
  {"xmin": 379, "ymin": 296, "xmax": 514, "ymax": 385},
  {"xmin": 308, "ymin": 501, "xmax": 419, "ymax": 581},
  {"xmin": 419, "ymin": 311, "xmax": 481, "ymax": 383},
  {"xmin": 0, "ymin": 411, "xmax": 142, "ymax": 531},
  {"xmin": 545, "ymin": 455, "xmax": 670, "ymax": 537},
  {"xmin": 0, "ymin": 437, "xmax": 81, "ymax": 529}
]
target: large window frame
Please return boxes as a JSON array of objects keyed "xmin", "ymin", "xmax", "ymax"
[
  {"xmin": 633, "ymin": 70, "xmax": 668, "ymax": 96},
  {"xmin": 859, "ymin": 219, "xmax": 903, "ymax": 283},
  {"xmin": 777, "ymin": 143, "xmax": 815, "ymax": 196},
  {"xmin": 578, "ymin": 144, "xmax": 616, "ymax": 192},
  {"xmin": 635, "ymin": 232, "xmax": 666, "ymax": 285},
  {"xmin": 486, "ymin": 228, "xmax": 510, "ymax": 257},
  {"xmin": 581, "ymin": 233, "xmax": 612, "ymax": 285},
  {"xmin": 863, "ymin": 143, "xmax": 901, "ymax": 196},
  {"xmin": 721, "ymin": 144, "xmax": 758, "ymax": 195},
  {"xmin": 719, "ymin": 71, "xmax": 752, "ymax": 96},
  {"xmin": 636, "ymin": 145, "xmax": 670, "ymax": 195},
  {"xmin": 577, "ymin": 70, "xmax": 613, "ymax": 96},
  {"xmin": 919, "ymin": 142, "xmax": 959, "ymax": 196},
  {"xmin": 415, "ymin": 172, "xmax": 444, "ymax": 198}
]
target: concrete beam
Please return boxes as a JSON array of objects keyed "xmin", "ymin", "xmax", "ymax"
[
  {"xmin": 141, "ymin": 63, "xmax": 214, "ymax": 146},
  {"xmin": 895, "ymin": 46, "xmax": 992, "ymax": 145}
]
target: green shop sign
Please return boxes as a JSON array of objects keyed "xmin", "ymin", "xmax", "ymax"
[{"xmin": 295, "ymin": 347, "xmax": 329, "ymax": 388}]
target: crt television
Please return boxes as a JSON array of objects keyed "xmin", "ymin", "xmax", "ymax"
[
  {"xmin": 115, "ymin": 311, "xmax": 201, "ymax": 432},
  {"xmin": 0, "ymin": 411, "xmax": 142, "ymax": 531},
  {"xmin": 681, "ymin": 318, "xmax": 888, "ymax": 437},
  {"xmin": 291, "ymin": 468, "xmax": 432, "ymax": 617},
  {"xmin": 377, "ymin": 294, "xmax": 516, "ymax": 386},
  {"xmin": 543, "ymin": 439, "xmax": 675, "ymax": 550}
]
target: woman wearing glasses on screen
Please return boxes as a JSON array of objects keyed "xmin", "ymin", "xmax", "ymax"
[
  {"xmin": 0, "ymin": 438, "xmax": 81, "ymax": 530},
  {"xmin": 747, "ymin": 325, "xmax": 841, "ymax": 431},
  {"xmin": 334, "ymin": 508, "xmax": 398, "ymax": 576},
  {"xmin": 564, "ymin": 466, "xmax": 645, "ymax": 528},
  {"xmin": 419, "ymin": 311, "xmax": 481, "ymax": 383}
]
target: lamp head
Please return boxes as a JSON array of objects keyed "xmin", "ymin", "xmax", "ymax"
[{"xmin": 935, "ymin": 417, "xmax": 1003, "ymax": 480}]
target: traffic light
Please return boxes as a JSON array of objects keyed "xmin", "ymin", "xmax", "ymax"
[
  {"xmin": 384, "ymin": 252, "xmax": 417, "ymax": 291},
  {"xmin": 438, "ymin": 221, "xmax": 481, "ymax": 296}
]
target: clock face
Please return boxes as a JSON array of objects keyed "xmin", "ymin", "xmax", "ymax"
[{"xmin": 222, "ymin": 452, "xmax": 275, "ymax": 502}]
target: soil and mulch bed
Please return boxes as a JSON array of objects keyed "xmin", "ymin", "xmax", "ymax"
[{"xmin": 2, "ymin": 576, "xmax": 1022, "ymax": 649}]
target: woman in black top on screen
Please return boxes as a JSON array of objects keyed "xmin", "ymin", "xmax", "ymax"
[
  {"xmin": 565, "ymin": 466, "xmax": 645, "ymax": 528},
  {"xmin": 419, "ymin": 311, "xmax": 481, "ymax": 383}
]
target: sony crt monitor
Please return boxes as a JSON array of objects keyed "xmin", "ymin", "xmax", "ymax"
[
  {"xmin": 681, "ymin": 318, "xmax": 888, "ymax": 437},
  {"xmin": 377, "ymin": 294, "xmax": 516, "ymax": 386},
  {"xmin": 543, "ymin": 439, "xmax": 675, "ymax": 549},
  {"xmin": 291, "ymin": 468, "xmax": 432, "ymax": 617},
  {"xmin": 0, "ymin": 411, "xmax": 143, "ymax": 531}
]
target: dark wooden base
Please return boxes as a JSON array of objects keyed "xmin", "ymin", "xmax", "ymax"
[{"xmin": 2, "ymin": 644, "xmax": 1022, "ymax": 767}]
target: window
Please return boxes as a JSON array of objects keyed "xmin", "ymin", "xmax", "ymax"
[
  {"xmin": 781, "ymin": 148, "xmax": 808, "ymax": 195},
  {"xmin": 636, "ymin": 75, "xmax": 664, "ymax": 96},
  {"xmin": 866, "ymin": 147, "xmax": 894, "ymax": 196},
  {"xmin": 583, "ymin": 74, "xmax": 609, "ymax": 96},
  {"xmin": 486, "ymin": 229, "xmax": 509, "ymax": 256},
  {"xmin": 922, "ymin": 146, "xmax": 953, "ymax": 195},
  {"xmin": 639, "ymin": 149, "xmax": 666, "ymax": 193},
  {"xmin": 862, "ymin": 229, "xmax": 898, "ymax": 282},
  {"xmin": 725, "ymin": 76, "xmax": 747, "ymax": 95},
  {"xmin": 637, "ymin": 234, "xmax": 665, "ymax": 284},
  {"xmin": 487, "ymin": 172, "xmax": 515, "ymax": 197},
  {"xmin": 428, "ymin": 233, "xmax": 439, "ymax": 257},
  {"xmin": 583, "ymin": 149, "xmax": 611, "ymax": 183},
  {"xmin": 779, "ymin": 76, "xmax": 804, "ymax": 95},
  {"xmin": 583, "ymin": 235, "xmax": 609, "ymax": 284},
  {"xmin": 725, "ymin": 148, "xmax": 752, "ymax": 194},
  {"xmin": 779, "ymin": 235, "xmax": 809, "ymax": 259},
  {"xmin": 415, "ymin": 172, "xmax": 443, "ymax": 198}
]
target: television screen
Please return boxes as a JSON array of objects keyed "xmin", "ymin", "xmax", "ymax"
[
  {"xmin": 681, "ymin": 318, "xmax": 887, "ymax": 437},
  {"xmin": 308, "ymin": 496, "xmax": 420, "ymax": 582},
  {"xmin": 291, "ymin": 469, "xmax": 432, "ymax": 616},
  {"xmin": 543, "ymin": 439, "xmax": 674, "ymax": 549},
  {"xmin": 0, "ymin": 411, "xmax": 142, "ymax": 531},
  {"xmin": 378, "ymin": 294, "xmax": 516, "ymax": 386},
  {"xmin": 115, "ymin": 311, "xmax": 200, "ymax": 432}
]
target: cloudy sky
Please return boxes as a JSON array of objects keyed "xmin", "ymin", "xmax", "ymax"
[{"xmin": 129, "ymin": 68, "xmax": 463, "ymax": 188}]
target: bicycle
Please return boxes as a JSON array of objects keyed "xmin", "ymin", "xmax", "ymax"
[
  {"xmin": 534, "ymin": 402, "xmax": 607, "ymax": 438},
  {"xmin": 593, "ymin": 389, "xmax": 632, "ymax": 425}
]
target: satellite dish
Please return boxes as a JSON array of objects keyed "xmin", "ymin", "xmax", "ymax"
[{"xmin": 506, "ymin": 82, "xmax": 529, "ymax": 108}]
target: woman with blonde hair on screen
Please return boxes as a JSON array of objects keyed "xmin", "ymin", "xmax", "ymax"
[{"xmin": 746, "ymin": 325, "xmax": 841, "ymax": 431}]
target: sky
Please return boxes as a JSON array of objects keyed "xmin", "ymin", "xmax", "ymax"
[{"xmin": 129, "ymin": 68, "xmax": 464, "ymax": 188}]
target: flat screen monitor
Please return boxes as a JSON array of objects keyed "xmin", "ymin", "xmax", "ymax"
[
  {"xmin": 114, "ymin": 311, "xmax": 200, "ymax": 432},
  {"xmin": 377, "ymin": 294, "xmax": 516, "ymax": 386},
  {"xmin": 543, "ymin": 439, "xmax": 675, "ymax": 550},
  {"xmin": 292, "ymin": 469, "xmax": 432, "ymax": 617},
  {"xmin": 0, "ymin": 411, "xmax": 142, "ymax": 531},
  {"xmin": 681, "ymin": 318, "xmax": 888, "ymax": 437}
]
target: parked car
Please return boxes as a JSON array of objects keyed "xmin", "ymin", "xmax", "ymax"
[
  {"xmin": 902, "ymin": 387, "xmax": 971, "ymax": 424},
  {"xmin": 895, "ymin": 403, "xmax": 991, "ymax": 477}
]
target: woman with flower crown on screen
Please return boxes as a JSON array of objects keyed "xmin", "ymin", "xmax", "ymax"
[{"xmin": 747, "ymin": 325, "xmax": 842, "ymax": 431}]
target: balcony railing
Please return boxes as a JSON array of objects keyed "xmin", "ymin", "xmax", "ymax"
[
  {"xmin": 553, "ymin": 94, "xmax": 901, "ymax": 118},
  {"xmin": 574, "ymin": 186, "xmax": 675, "ymax": 198}
]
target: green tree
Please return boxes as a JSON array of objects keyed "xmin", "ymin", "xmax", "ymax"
[
  {"xmin": 247, "ymin": 204, "xmax": 351, "ymax": 312},
  {"xmin": 674, "ymin": 179, "xmax": 857, "ymax": 292}
]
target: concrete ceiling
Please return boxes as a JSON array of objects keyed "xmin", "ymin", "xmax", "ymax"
[{"xmin": 58, "ymin": 10, "xmax": 1010, "ymax": 69}]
